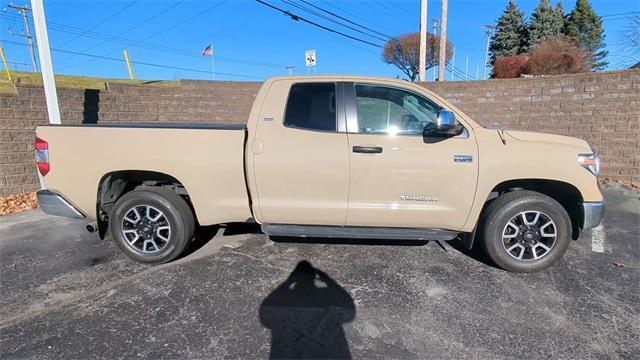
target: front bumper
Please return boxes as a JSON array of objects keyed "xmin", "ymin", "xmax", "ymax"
[
  {"xmin": 582, "ymin": 201, "xmax": 604, "ymax": 230},
  {"xmin": 37, "ymin": 190, "xmax": 85, "ymax": 219}
]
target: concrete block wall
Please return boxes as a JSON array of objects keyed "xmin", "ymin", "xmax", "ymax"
[
  {"xmin": 421, "ymin": 70, "xmax": 639, "ymax": 183},
  {"xmin": 0, "ymin": 70, "xmax": 638, "ymax": 196}
]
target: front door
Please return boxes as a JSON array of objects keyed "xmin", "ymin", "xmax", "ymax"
[
  {"xmin": 345, "ymin": 83, "xmax": 478, "ymax": 231},
  {"xmin": 251, "ymin": 81, "xmax": 350, "ymax": 225}
]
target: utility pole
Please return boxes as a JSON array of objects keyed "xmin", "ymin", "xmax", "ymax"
[
  {"xmin": 7, "ymin": 3, "xmax": 38, "ymax": 72},
  {"xmin": 450, "ymin": 47, "xmax": 455, "ymax": 80},
  {"xmin": 30, "ymin": 0, "xmax": 59, "ymax": 124},
  {"xmin": 437, "ymin": 0, "xmax": 448, "ymax": 82},
  {"xmin": 418, "ymin": 0, "xmax": 427, "ymax": 82},
  {"xmin": 465, "ymin": 56, "xmax": 469, "ymax": 81},
  {"xmin": 432, "ymin": 18, "xmax": 438, "ymax": 81},
  {"xmin": 482, "ymin": 24, "xmax": 495, "ymax": 80},
  {"xmin": 286, "ymin": 66, "xmax": 295, "ymax": 75}
]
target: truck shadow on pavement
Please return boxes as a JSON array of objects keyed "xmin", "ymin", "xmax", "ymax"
[{"xmin": 259, "ymin": 260, "xmax": 356, "ymax": 360}]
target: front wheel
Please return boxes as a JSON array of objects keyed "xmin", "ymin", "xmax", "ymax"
[
  {"xmin": 481, "ymin": 190, "xmax": 572, "ymax": 273},
  {"xmin": 109, "ymin": 187, "xmax": 195, "ymax": 264}
]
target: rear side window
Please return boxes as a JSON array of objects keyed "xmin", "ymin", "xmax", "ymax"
[{"xmin": 284, "ymin": 83, "xmax": 336, "ymax": 132}]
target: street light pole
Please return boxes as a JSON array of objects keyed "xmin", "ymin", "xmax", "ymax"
[{"xmin": 30, "ymin": 0, "xmax": 60, "ymax": 124}]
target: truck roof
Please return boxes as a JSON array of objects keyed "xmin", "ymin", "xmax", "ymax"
[{"xmin": 265, "ymin": 74, "xmax": 415, "ymax": 86}]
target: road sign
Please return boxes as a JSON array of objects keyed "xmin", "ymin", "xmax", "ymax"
[{"xmin": 305, "ymin": 50, "xmax": 316, "ymax": 67}]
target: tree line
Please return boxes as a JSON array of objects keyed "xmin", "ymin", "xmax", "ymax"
[{"xmin": 489, "ymin": 0, "xmax": 607, "ymax": 77}]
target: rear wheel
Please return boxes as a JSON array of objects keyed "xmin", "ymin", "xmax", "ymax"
[
  {"xmin": 481, "ymin": 190, "xmax": 571, "ymax": 272},
  {"xmin": 109, "ymin": 187, "xmax": 195, "ymax": 264}
]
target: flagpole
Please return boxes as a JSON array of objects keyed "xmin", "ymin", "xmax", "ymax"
[{"xmin": 211, "ymin": 42, "xmax": 215, "ymax": 81}]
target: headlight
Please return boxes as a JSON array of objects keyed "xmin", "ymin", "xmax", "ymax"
[{"xmin": 578, "ymin": 147, "xmax": 600, "ymax": 176}]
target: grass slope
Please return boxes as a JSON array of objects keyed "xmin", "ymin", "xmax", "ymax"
[{"xmin": 0, "ymin": 71, "xmax": 177, "ymax": 94}]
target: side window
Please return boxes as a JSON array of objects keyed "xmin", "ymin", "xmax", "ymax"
[
  {"xmin": 355, "ymin": 84, "xmax": 442, "ymax": 135},
  {"xmin": 284, "ymin": 83, "xmax": 336, "ymax": 132}
]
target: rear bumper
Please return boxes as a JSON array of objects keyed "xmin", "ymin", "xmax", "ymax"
[
  {"xmin": 37, "ymin": 190, "xmax": 85, "ymax": 219},
  {"xmin": 582, "ymin": 201, "xmax": 604, "ymax": 230}
]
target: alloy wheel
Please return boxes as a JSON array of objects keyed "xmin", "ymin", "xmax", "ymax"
[
  {"xmin": 121, "ymin": 205, "xmax": 171, "ymax": 254},
  {"xmin": 501, "ymin": 210, "xmax": 557, "ymax": 261}
]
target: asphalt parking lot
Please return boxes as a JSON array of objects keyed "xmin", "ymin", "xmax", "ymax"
[{"xmin": 1, "ymin": 184, "xmax": 638, "ymax": 359}]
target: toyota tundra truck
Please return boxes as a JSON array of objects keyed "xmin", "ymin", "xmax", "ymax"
[{"xmin": 34, "ymin": 75, "xmax": 604, "ymax": 272}]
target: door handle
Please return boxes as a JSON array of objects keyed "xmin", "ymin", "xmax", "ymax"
[{"xmin": 353, "ymin": 146, "xmax": 383, "ymax": 154}]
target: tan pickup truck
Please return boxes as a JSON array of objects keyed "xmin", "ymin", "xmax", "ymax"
[{"xmin": 34, "ymin": 75, "xmax": 603, "ymax": 272}]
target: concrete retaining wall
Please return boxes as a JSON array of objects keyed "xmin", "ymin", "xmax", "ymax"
[{"xmin": 1, "ymin": 70, "xmax": 638, "ymax": 196}]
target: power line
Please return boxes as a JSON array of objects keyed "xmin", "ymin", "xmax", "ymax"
[
  {"xmin": 56, "ymin": 1, "xmax": 185, "ymax": 66},
  {"xmin": 316, "ymin": 0, "xmax": 401, "ymax": 35},
  {"xmin": 280, "ymin": 0, "xmax": 389, "ymax": 42},
  {"xmin": 297, "ymin": 0, "xmax": 393, "ymax": 39},
  {"xmin": 0, "ymin": 13, "xmax": 287, "ymax": 69},
  {"xmin": 134, "ymin": 0, "xmax": 231, "ymax": 42},
  {"xmin": 600, "ymin": 11, "xmax": 639, "ymax": 18},
  {"xmin": 3, "ymin": 39, "xmax": 264, "ymax": 80},
  {"xmin": 254, "ymin": 0, "xmax": 383, "ymax": 48},
  {"xmin": 368, "ymin": 1, "xmax": 414, "ymax": 24},
  {"xmin": 372, "ymin": 0, "xmax": 412, "ymax": 20},
  {"xmin": 56, "ymin": 0, "xmax": 140, "ymax": 49}
]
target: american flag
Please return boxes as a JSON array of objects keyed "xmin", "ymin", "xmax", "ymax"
[{"xmin": 202, "ymin": 45, "xmax": 213, "ymax": 56}]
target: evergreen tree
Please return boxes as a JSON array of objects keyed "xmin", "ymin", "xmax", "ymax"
[
  {"xmin": 554, "ymin": 2, "xmax": 566, "ymax": 31},
  {"xmin": 489, "ymin": 0, "xmax": 528, "ymax": 65},
  {"xmin": 528, "ymin": 0, "xmax": 564, "ymax": 46},
  {"xmin": 564, "ymin": 0, "xmax": 608, "ymax": 70},
  {"xmin": 550, "ymin": 2, "xmax": 566, "ymax": 39}
]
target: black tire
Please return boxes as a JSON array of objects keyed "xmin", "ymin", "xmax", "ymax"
[
  {"xmin": 481, "ymin": 190, "xmax": 571, "ymax": 273},
  {"xmin": 109, "ymin": 187, "xmax": 195, "ymax": 264}
]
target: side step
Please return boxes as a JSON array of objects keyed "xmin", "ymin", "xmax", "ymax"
[{"xmin": 262, "ymin": 224, "xmax": 459, "ymax": 241}]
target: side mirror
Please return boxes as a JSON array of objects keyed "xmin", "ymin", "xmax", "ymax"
[{"xmin": 424, "ymin": 110, "xmax": 463, "ymax": 137}]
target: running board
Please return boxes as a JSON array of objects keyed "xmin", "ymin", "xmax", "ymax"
[{"xmin": 261, "ymin": 224, "xmax": 459, "ymax": 241}]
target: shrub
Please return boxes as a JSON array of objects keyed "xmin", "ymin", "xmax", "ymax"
[
  {"xmin": 493, "ymin": 55, "xmax": 530, "ymax": 78},
  {"xmin": 524, "ymin": 37, "xmax": 591, "ymax": 75}
]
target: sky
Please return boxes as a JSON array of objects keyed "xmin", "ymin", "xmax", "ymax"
[{"xmin": 0, "ymin": 0, "xmax": 638, "ymax": 82}]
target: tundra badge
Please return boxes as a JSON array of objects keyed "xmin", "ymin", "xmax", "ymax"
[
  {"xmin": 400, "ymin": 195, "xmax": 439, "ymax": 202},
  {"xmin": 454, "ymin": 155, "xmax": 473, "ymax": 163}
]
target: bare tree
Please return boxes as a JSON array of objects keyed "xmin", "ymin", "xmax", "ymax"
[{"xmin": 382, "ymin": 32, "xmax": 453, "ymax": 81}]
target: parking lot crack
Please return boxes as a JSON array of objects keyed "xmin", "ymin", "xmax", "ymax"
[{"xmin": 226, "ymin": 250, "xmax": 289, "ymax": 273}]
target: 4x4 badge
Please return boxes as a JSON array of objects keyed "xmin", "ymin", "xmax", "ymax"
[{"xmin": 454, "ymin": 155, "xmax": 473, "ymax": 163}]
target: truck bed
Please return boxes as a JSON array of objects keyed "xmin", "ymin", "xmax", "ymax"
[{"xmin": 36, "ymin": 123, "xmax": 252, "ymax": 225}]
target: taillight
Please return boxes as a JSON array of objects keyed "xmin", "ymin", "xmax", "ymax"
[{"xmin": 34, "ymin": 137, "xmax": 50, "ymax": 176}]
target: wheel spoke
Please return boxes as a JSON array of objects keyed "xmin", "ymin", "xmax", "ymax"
[
  {"xmin": 126, "ymin": 233, "xmax": 140, "ymax": 245},
  {"xmin": 529, "ymin": 212, "xmax": 540, "ymax": 226},
  {"xmin": 506, "ymin": 243, "xmax": 522, "ymax": 252},
  {"xmin": 149, "ymin": 239, "xmax": 159, "ymax": 251},
  {"xmin": 124, "ymin": 208, "xmax": 141, "ymax": 224},
  {"xmin": 156, "ymin": 226, "xmax": 170, "ymax": 241},
  {"xmin": 504, "ymin": 220, "xmax": 519, "ymax": 237},
  {"xmin": 540, "ymin": 221, "xmax": 556, "ymax": 237},
  {"xmin": 536, "ymin": 243, "xmax": 551, "ymax": 252}
]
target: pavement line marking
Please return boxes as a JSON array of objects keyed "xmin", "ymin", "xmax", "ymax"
[{"xmin": 591, "ymin": 224, "xmax": 605, "ymax": 253}]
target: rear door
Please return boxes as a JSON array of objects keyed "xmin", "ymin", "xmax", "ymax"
[
  {"xmin": 344, "ymin": 82, "xmax": 478, "ymax": 230},
  {"xmin": 250, "ymin": 80, "xmax": 350, "ymax": 225}
]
